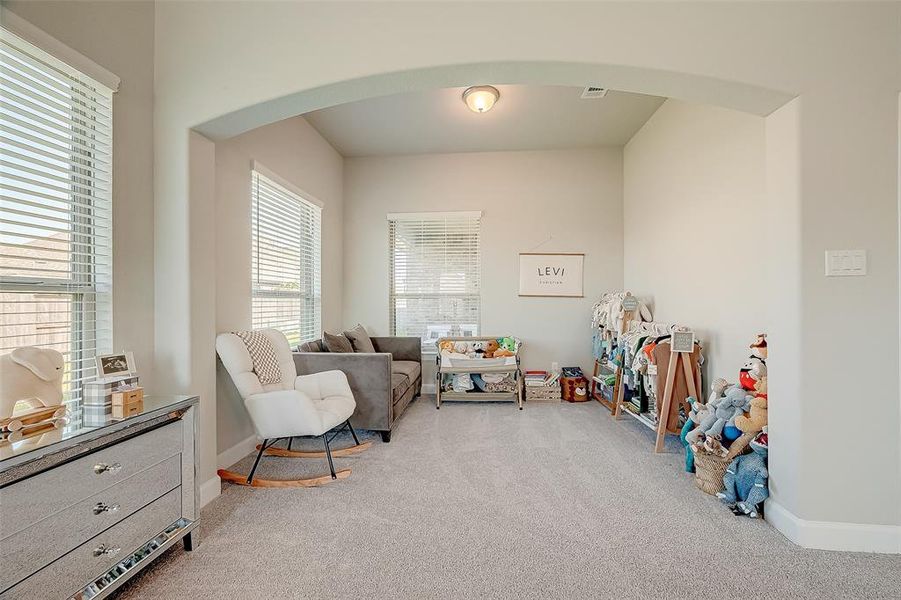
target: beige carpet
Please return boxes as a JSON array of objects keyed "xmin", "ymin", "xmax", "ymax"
[{"xmin": 113, "ymin": 398, "xmax": 900, "ymax": 599}]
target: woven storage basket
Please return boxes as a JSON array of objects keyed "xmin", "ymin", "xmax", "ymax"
[
  {"xmin": 693, "ymin": 432, "xmax": 755, "ymax": 495},
  {"xmin": 526, "ymin": 386, "xmax": 562, "ymax": 402}
]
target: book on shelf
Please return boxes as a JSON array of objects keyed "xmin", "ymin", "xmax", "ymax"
[{"xmin": 524, "ymin": 371, "xmax": 562, "ymax": 387}]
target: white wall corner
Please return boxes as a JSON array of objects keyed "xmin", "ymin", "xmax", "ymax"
[
  {"xmin": 199, "ymin": 475, "xmax": 222, "ymax": 508},
  {"xmin": 765, "ymin": 499, "xmax": 901, "ymax": 554},
  {"xmin": 217, "ymin": 434, "xmax": 259, "ymax": 470}
]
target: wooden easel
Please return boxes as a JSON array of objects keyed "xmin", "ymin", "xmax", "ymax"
[{"xmin": 654, "ymin": 342, "xmax": 700, "ymax": 453}]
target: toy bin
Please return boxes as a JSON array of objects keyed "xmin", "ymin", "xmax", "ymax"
[
  {"xmin": 693, "ymin": 432, "xmax": 755, "ymax": 495},
  {"xmin": 561, "ymin": 376, "xmax": 588, "ymax": 402}
]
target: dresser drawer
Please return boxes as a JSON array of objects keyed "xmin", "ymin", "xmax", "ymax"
[
  {"xmin": 1, "ymin": 487, "xmax": 182, "ymax": 600},
  {"xmin": 0, "ymin": 454, "xmax": 181, "ymax": 592},
  {"xmin": 0, "ymin": 420, "xmax": 183, "ymax": 541}
]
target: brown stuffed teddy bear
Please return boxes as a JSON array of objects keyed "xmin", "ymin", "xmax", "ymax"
[
  {"xmin": 484, "ymin": 339, "xmax": 499, "ymax": 358},
  {"xmin": 735, "ymin": 377, "xmax": 768, "ymax": 434}
]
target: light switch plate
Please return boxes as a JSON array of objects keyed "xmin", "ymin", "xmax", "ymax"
[{"xmin": 825, "ymin": 249, "xmax": 867, "ymax": 277}]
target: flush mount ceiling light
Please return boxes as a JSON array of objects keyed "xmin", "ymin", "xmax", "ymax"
[{"xmin": 462, "ymin": 85, "xmax": 499, "ymax": 113}]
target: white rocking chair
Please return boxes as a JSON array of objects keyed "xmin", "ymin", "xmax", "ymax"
[{"xmin": 216, "ymin": 329, "xmax": 371, "ymax": 487}]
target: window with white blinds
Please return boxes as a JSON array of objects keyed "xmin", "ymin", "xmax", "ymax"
[
  {"xmin": 251, "ymin": 167, "xmax": 322, "ymax": 347},
  {"xmin": 0, "ymin": 26, "xmax": 114, "ymax": 424},
  {"xmin": 388, "ymin": 212, "xmax": 481, "ymax": 350}
]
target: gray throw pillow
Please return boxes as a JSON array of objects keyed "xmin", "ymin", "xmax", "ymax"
[
  {"xmin": 323, "ymin": 331, "xmax": 354, "ymax": 353},
  {"xmin": 343, "ymin": 324, "xmax": 376, "ymax": 353}
]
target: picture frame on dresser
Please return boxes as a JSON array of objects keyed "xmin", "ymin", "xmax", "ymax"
[{"xmin": 95, "ymin": 351, "xmax": 137, "ymax": 380}]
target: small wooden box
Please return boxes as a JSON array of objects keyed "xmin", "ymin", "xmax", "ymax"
[{"xmin": 111, "ymin": 387, "xmax": 144, "ymax": 420}]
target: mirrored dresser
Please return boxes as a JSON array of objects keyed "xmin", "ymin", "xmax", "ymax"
[{"xmin": 0, "ymin": 395, "xmax": 199, "ymax": 600}]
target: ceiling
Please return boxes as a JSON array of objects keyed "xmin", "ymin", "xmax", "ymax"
[{"xmin": 304, "ymin": 85, "xmax": 666, "ymax": 157}]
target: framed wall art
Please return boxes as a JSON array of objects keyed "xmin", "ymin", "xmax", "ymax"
[{"xmin": 518, "ymin": 253, "xmax": 584, "ymax": 298}]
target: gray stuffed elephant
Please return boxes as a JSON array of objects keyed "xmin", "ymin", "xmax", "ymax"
[
  {"xmin": 700, "ymin": 386, "xmax": 752, "ymax": 439},
  {"xmin": 0, "ymin": 347, "xmax": 66, "ymax": 419}
]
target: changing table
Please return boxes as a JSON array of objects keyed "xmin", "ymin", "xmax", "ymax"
[{"xmin": 435, "ymin": 336, "xmax": 523, "ymax": 409}]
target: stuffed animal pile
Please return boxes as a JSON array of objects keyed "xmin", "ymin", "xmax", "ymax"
[
  {"xmin": 682, "ymin": 334, "xmax": 770, "ymax": 518},
  {"xmin": 438, "ymin": 338, "xmax": 522, "ymax": 394},
  {"xmin": 438, "ymin": 337, "xmax": 520, "ymax": 360}
]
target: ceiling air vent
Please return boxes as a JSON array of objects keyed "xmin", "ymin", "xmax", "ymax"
[{"xmin": 581, "ymin": 86, "xmax": 608, "ymax": 99}]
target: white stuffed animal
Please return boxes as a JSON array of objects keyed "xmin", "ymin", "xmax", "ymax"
[{"xmin": 0, "ymin": 347, "xmax": 65, "ymax": 419}]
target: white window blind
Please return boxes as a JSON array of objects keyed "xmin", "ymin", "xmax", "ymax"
[
  {"xmin": 0, "ymin": 27, "xmax": 114, "ymax": 425},
  {"xmin": 388, "ymin": 212, "xmax": 481, "ymax": 350},
  {"xmin": 251, "ymin": 168, "xmax": 322, "ymax": 346}
]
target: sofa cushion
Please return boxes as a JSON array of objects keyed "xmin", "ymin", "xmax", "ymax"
[
  {"xmin": 298, "ymin": 340, "xmax": 324, "ymax": 352},
  {"xmin": 343, "ymin": 324, "xmax": 376, "ymax": 353},
  {"xmin": 391, "ymin": 373, "xmax": 410, "ymax": 404},
  {"xmin": 323, "ymin": 331, "xmax": 354, "ymax": 353},
  {"xmin": 392, "ymin": 360, "xmax": 421, "ymax": 384}
]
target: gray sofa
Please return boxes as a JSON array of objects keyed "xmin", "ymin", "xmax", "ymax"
[{"xmin": 294, "ymin": 337, "xmax": 422, "ymax": 442}]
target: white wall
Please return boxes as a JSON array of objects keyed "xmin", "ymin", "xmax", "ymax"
[
  {"xmin": 624, "ymin": 99, "xmax": 766, "ymax": 385},
  {"xmin": 763, "ymin": 98, "xmax": 805, "ymax": 539},
  {"xmin": 343, "ymin": 148, "xmax": 623, "ymax": 380},
  {"xmin": 11, "ymin": 2, "xmax": 900, "ymax": 546},
  {"xmin": 152, "ymin": 0, "xmax": 901, "ymax": 545},
  {"xmin": 215, "ymin": 116, "xmax": 343, "ymax": 456},
  {"xmin": 5, "ymin": 1, "xmax": 157, "ymax": 388}
]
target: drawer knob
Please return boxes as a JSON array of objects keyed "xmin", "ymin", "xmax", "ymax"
[
  {"xmin": 93, "ymin": 462, "xmax": 122, "ymax": 475},
  {"xmin": 93, "ymin": 544, "xmax": 121, "ymax": 557},
  {"xmin": 92, "ymin": 502, "xmax": 121, "ymax": 515}
]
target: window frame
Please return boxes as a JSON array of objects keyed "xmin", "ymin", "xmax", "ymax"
[
  {"xmin": 387, "ymin": 211, "xmax": 482, "ymax": 353},
  {"xmin": 250, "ymin": 162, "xmax": 323, "ymax": 346},
  {"xmin": 0, "ymin": 22, "xmax": 116, "ymax": 423}
]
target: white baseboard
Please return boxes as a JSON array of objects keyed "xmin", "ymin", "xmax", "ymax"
[
  {"xmin": 421, "ymin": 382, "xmax": 436, "ymax": 394},
  {"xmin": 765, "ymin": 498, "xmax": 901, "ymax": 554},
  {"xmin": 217, "ymin": 434, "xmax": 259, "ymax": 469},
  {"xmin": 199, "ymin": 475, "xmax": 221, "ymax": 508},
  {"xmin": 199, "ymin": 435, "xmax": 258, "ymax": 509}
]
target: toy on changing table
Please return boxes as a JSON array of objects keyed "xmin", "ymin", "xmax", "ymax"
[
  {"xmin": 439, "ymin": 341, "xmax": 471, "ymax": 362},
  {"xmin": 490, "ymin": 337, "xmax": 516, "ymax": 358}
]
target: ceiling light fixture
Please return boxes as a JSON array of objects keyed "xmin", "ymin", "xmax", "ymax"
[{"xmin": 462, "ymin": 85, "xmax": 499, "ymax": 113}]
